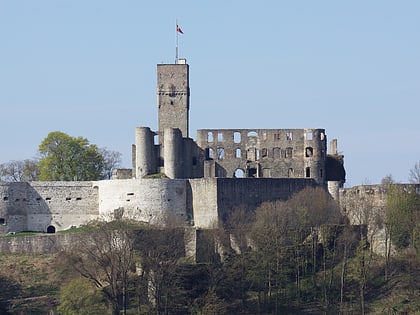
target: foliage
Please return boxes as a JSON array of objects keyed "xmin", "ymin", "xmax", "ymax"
[
  {"xmin": 57, "ymin": 278, "xmax": 108, "ymax": 315},
  {"xmin": 38, "ymin": 131, "xmax": 105, "ymax": 181},
  {"xmin": 386, "ymin": 185, "xmax": 420, "ymax": 250},
  {"xmin": 0, "ymin": 159, "xmax": 39, "ymax": 182}
]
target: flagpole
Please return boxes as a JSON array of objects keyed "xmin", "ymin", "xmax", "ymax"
[{"xmin": 175, "ymin": 19, "xmax": 179, "ymax": 63}]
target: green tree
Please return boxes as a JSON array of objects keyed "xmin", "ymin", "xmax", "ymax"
[
  {"xmin": 38, "ymin": 131, "xmax": 105, "ymax": 181},
  {"xmin": 57, "ymin": 278, "xmax": 108, "ymax": 315}
]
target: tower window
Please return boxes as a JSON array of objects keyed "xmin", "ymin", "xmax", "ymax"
[
  {"xmin": 235, "ymin": 148, "xmax": 241, "ymax": 158},
  {"xmin": 273, "ymin": 147, "xmax": 281, "ymax": 159},
  {"xmin": 261, "ymin": 148, "xmax": 268, "ymax": 158},
  {"xmin": 207, "ymin": 132, "xmax": 214, "ymax": 143},
  {"xmin": 218, "ymin": 133, "xmax": 223, "ymax": 142},
  {"xmin": 306, "ymin": 167, "xmax": 311, "ymax": 178},
  {"xmin": 285, "ymin": 147, "xmax": 293, "ymax": 158},
  {"xmin": 306, "ymin": 132, "xmax": 313, "ymax": 140},
  {"xmin": 217, "ymin": 147, "xmax": 225, "ymax": 160},
  {"xmin": 206, "ymin": 148, "xmax": 214, "ymax": 159},
  {"xmin": 286, "ymin": 132, "xmax": 293, "ymax": 141},
  {"xmin": 305, "ymin": 147, "xmax": 313, "ymax": 157},
  {"xmin": 234, "ymin": 132, "xmax": 241, "ymax": 143}
]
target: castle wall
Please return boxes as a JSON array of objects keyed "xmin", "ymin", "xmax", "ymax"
[
  {"xmin": 188, "ymin": 178, "xmax": 219, "ymax": 228},
  {"xmin": 0, "ymin": 182, "xmax": 98, "ymax": 233},
  {"xmin": 96, "ymin": 179, "xmax": 188, "ymax": 226},
  {"xmin": 216, "ymin": 178, "xmax": 318, "ymax": 224}
]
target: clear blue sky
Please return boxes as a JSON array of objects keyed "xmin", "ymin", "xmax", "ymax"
[{"xmin": 1, "ymin": 1, "xmax": 419, "ymax": 186}]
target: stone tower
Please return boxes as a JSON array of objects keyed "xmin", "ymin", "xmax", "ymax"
[{"xmin": 157, "ymin": 60, "xmax": 190, "ymax": 141}]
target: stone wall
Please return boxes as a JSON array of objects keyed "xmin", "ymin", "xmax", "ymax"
[
  {"xmin": 216, "ymin": 178, "xmax": 318, "ymax": 224},
  {"xmin": 0, "ymin": 182, "xmax": 98, "ymax": 233},
  {"xmin": 96, "ymin": 178, "xmax": 189, "ymax": 226}
]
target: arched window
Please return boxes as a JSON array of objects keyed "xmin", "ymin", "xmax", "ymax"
[
  {"xmin": 234, "ymin": 132, "xmax": 241, "ymax": 143},
  {"xmin": 234, "ymin": 168, "xmax": 245, "ymax": 178},
  {"xmin": 235, "ymin": 148, "xmax": 241, "ymax": 158},
  {"xmin": 217, "ymin": 147, "xmax": 225, "ymax": 160}
]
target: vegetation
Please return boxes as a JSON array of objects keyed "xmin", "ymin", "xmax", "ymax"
[
  {"xmin": 0, "ymin": 186, "xmax": 419, "ymax": 314},
  {"xmin": 0, "ymin": 131, "xmax": 122, "ymax": 182}
]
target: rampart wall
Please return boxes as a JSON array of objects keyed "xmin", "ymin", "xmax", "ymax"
[
  {"xmin": 96, "ymin": 178, "xmax": 189, "ymax": 225},
  {"xmin": 0, "ymin": 182, "xmax": 98, "ymax": 234}
]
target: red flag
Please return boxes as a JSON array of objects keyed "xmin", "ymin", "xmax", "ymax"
[{"xmin": 176, "ymin": 24, "xmax": 184, "ymax": 34}]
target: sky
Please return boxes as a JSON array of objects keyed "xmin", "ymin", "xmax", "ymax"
[{"xmin": 0, "ymin": 1, "xmax": 419, "ymax": 186}]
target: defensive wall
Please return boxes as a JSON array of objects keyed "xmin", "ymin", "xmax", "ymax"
[
  {"xmin": 339, "ymin": 183, "xmax": 420, "ymax": 255},
  {"xmin": 0, "ymin": 177, "xmax": 319, "ymax": 236}
]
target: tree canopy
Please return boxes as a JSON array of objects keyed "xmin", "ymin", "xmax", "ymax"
[{"xmin": 38, "ymin": 131, "xmax": 105, "ymax": 181}]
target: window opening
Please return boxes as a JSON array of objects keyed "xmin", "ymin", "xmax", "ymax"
[
  {"xmin": 248, "ymin": 168, "xmax": 257, "ymax": 178},
  {"xmin": 305, "ymin": 167, "xmax": 311, "ymax": 178},
  {"xmin": 306, "ymin": 132, "xmax": 313, "ymax": 140},
  {"xmin": 286, "ymin": 132, "xmax": 293, "ymax": 141},
  {"xmin": 0, "ymin": 218, "xmax": 5, "ymax": 225},
  {"xmin": 158, "ymin": 157, "xmax": 164, "ymax": 167},
  {"xmin": 305, "ymin": 147, "xmax": 313, "ymax": 157},
  {"xmin": 273, "ymin": 147, "xmax": 281, "ymax": 159},
  {"xmin": 234, "ymin": 132, "xmax": 241, "ymax": 143},
  {"xmin": 206, "ymin": 147, "xmax": 214, "ymax": 159},
  {"xmin": 234, "ymin": 168, "xmax": 244, "ymax": 178},
  {"xmin": 274, "ymin": 133, "xmax": 281, "ymax": 140},
  {"xmin": 217, "ymin": 147, "xmax": 225, "ymax": 160},
  {"xmin": 261, "ymin": 148, "xmax": 268, "ymax": 158},
  {"xmin": 207, "ymin": 132, "xmax": 213, "ymax": 142},
  {"xmin": 285, "ymin": 147, "xmax": 293, "ymax": 158},
  {"xmin": 217, "ymin": 133, "xmax": 223, "ymax": 142},
  {"xmin": 247, "ymin": 131, "xmax": 258, "ymax": 137},
  {"xmin": 235, "ymin": 148, "xmax": 241, "ymax": 158},
  {"xmin": 288, "ymin": 168, "xmax": 294, "ymax": 177},
  {"xmin": 320, "ymin": 132, "xmax": 325, "ymax": 140},
  {"xmin": 263, "ymin": 132, "xmax": 267, "ymax": 140}
]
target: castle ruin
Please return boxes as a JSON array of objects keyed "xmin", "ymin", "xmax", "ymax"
[{"xmin": 0, "ymin": 59, "xmax": 346, "ymax": 236}]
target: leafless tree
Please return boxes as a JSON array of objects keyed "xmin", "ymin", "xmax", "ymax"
[
  {"xmin": 0, "ymin": 159, "xmax": 39, "ymax": 182},
  {"xmin": 66, "ymin": 220, "xmax": 136, "ymax": 315},
  {"xmin": 408, "ymin": 161, "xmax": 420, "ymax": 184},
  {"xmin": 100, "ymin": 147, "xmax": 122, "ymax": 179}
]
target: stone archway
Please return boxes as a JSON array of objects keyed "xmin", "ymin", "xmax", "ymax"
[{"xmin": 46, "ymin": 225, "xmax": 56, "ymax": 234}]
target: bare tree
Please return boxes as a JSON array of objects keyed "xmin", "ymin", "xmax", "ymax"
[
  {"xmin": 409, "ymin": 161, "xmax": 420, "ymax": 184},
  {"xmin": 66, "ymin": 220, "xmax": 137, "ymax": 315},
  {"xmin": 100, "ymin": 147, "xmax": 122, "ymax": 179},
  {"xmin": 0, "ymin": 159, "xmax": 39, "ymax": 182}
]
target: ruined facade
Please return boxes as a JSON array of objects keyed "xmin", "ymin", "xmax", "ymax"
[
  {"xmin": 132, "ymin": 60, "xmax": 345, "ymax": 187},
  {"xmin": 0, "ymin": 59, "xmax": 345, "ymax": 237}
]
